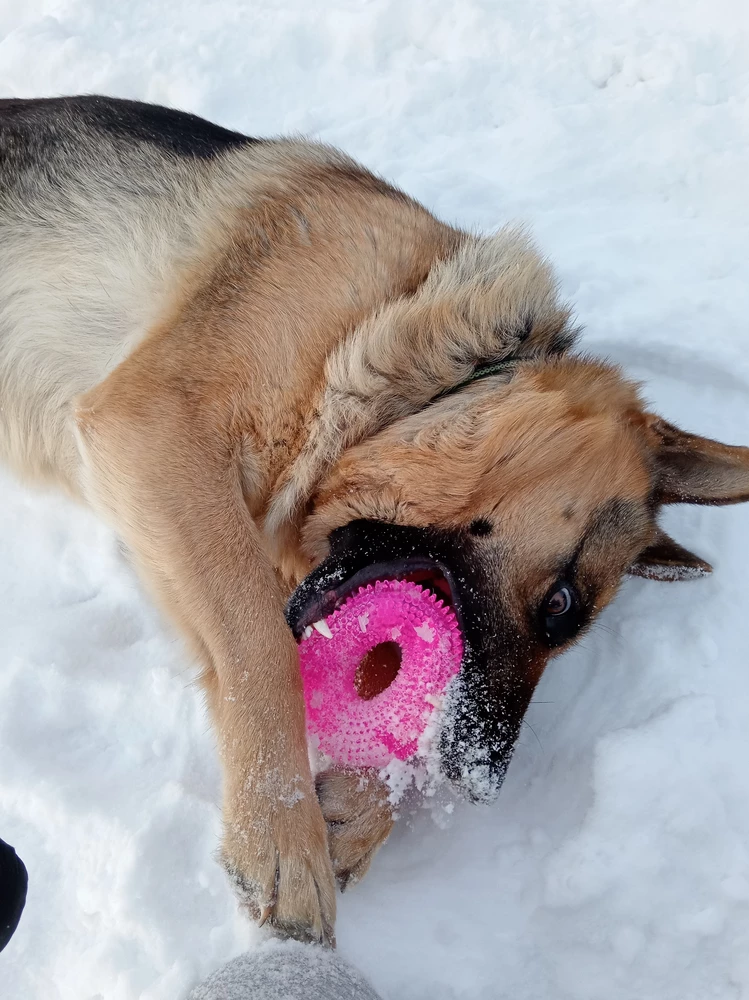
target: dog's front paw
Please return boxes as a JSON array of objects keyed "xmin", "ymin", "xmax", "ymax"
[
  {"xmin": 221, "ymin": 789, "xmax": 336, "ymax": 946},
  {"xmin": 316, "ymin": 769, "xmax": 395, "ymax": 890}
]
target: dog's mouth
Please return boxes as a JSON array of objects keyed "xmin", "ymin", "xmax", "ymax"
[
  {"xmin": 286, "ymin": 519, "xmax": 528, "ymax": 804},
  {"xmin": 286, "ymin": 555, "xmax": 460, "ymax": 640}
]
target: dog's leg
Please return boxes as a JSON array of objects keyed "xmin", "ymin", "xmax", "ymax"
[{"xmin": 73, "ymin": 360, "xmax": 335, "ymax": 945}]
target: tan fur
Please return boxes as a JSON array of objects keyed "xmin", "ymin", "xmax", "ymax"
[
  {"xmin": 305, "ymin": 359, "xmax": 649, "ymax": 547},
  {"xmin": 4, "ymin": 127, "xmax": 749, "ymax": 943},
  {"xmin": 316, "ymin": 770, "xmax": 396, "ymax": 889},
  {"xmin": 265, "ymin": 225, "xmax": 574, "ymax": 545}
]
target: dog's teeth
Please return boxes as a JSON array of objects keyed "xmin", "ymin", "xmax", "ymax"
[
  {"xmin": 312, "ymin": 619, "xmax": 333, "ymax": 639},
  {"xmin": 303, "ymin": 625, "xmax": 314, "ymax": 639}
]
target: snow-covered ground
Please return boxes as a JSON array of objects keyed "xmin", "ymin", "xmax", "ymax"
[{"xmin": 2, "ymin": 0, "xmax": 749, "ymax": 997}]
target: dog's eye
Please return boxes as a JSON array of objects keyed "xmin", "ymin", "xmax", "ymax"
[
  {"xmin": 546, "ymin": 585, "xmax": 572, "ymax": 616},
  {"xmin": 540, "ymin": 581, "xmax": 580, "ymax": 647}
]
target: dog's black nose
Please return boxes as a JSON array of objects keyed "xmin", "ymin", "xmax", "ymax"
[{"xmin": 0, "ymin": 837, "xmax": 27, "ymax": 953}]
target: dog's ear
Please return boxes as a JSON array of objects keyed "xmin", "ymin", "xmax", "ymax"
[
  {"xmin": 628, "ymin": 527, "xmax": 712, "ymax": 581},
  {"xmin": 646, "ymin": 416, "xmax": 749, "ymax": 506}
]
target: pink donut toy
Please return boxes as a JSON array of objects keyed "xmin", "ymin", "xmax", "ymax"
[{"xmin": 298, "ymin": 578, "xmax": 463, "ymax": 768}]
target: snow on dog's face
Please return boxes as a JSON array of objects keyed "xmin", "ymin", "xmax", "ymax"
[{"xmin": 289, "ymin": 356, "xmax": 749, "ymax": 802}]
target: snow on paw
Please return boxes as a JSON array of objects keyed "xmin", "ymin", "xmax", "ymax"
[
  {"xmin": 220, "ymin": 795, "xmax": 336, "ymax": 946},
  {"xmin": 271, "ymin": 837, "xmax": 337, "ymax": 945}
]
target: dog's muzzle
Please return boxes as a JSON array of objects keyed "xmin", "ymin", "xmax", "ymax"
[{"xmin": 286, "ymin": 520, "xmax": 534, "ymax": 802}]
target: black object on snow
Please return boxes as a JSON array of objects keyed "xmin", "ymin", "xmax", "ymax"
[{"xmin": 0, "ymin": 837, "xmax": 27, "ymax": 953}]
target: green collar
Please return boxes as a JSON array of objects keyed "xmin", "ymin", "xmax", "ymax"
[{"xmin": 433, "ymin": 358, "xmax": 517, "ymax": 403}]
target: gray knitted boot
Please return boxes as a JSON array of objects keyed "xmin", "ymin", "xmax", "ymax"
[{"xmin": 187, "ymin": 941, "xmax": 384, "ymax": 1000}]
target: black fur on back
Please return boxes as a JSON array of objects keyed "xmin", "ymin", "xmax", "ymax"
[{"xmin": 0, "ymin": 95, "xmax": 257, "ymax": 160}]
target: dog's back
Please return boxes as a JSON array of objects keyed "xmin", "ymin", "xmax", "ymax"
[{"xmin": 0, "ymin": 97, "xmax": 377, "ymax": 492}]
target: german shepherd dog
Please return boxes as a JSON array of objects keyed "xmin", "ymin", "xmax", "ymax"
[{"xmin": 2, "ymin": 96, "xmax": 748, "ymax": 946}]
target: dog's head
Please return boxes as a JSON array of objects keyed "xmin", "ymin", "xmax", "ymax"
[{"xmin": 282, "ymin": 231, "xmax": 749, "ymax": 801}]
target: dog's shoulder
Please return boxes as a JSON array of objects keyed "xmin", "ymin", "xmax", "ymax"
[{"xmin": 0, "ymin": 95, "xmax": 258, "ymax": 162}]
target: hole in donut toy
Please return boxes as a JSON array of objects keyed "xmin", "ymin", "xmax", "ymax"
[{"xmin": 355, "ymin": 641, "xmax": 402, "ymax": 700}]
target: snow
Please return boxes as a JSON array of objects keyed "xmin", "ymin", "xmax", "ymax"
[{"xmin": 1, "ymin": 0, "xmax": 749, "ymax": 998}]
